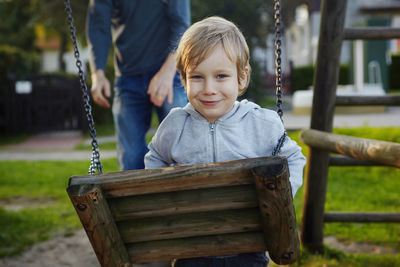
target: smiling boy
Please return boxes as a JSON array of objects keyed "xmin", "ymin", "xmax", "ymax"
[{"xmin": 145, "ymin": 16, "xmax": 306, "ymax": 266}]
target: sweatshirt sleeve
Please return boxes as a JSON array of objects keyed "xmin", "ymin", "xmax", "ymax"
[
  {"xmin": 86, "ymin": 0, "xmax": 113, "ymax": 72},
  {"xmin": 166, "ymin": 0, "xmax": 191, "ymax": 52},
  {"xmin": 144, "ymin": 123, "xmax": 171, "ymax": 169},
  {"xmin": 145, "ymin": 141, "xmax": 170, "ymax": 169},
  {"xmin": 144, "ymin": 109, "xmax": 183, "ymax": 169},
  {"xmin": 279, "ymin": 134, "xmax": 306, "ymax": 197},
  {"xmin": 269, "ymin": 113, "xmax": 306, "ymax": 198}
]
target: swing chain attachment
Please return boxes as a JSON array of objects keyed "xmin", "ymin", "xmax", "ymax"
[
  {"xmin": 64, "ymin": 0, "xmax": 103, "ymax": 175},
  {"xmin": 274, "ymin": 0, "xmax": 283, "ymax": 120}
]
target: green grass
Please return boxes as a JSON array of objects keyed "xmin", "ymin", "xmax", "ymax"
[
  {"xmin": 0, "ymin": 127, "xmax": 399, "ymax": 266},
  {"xmin": 278, "ymin": 246, "xmax": 400, "ymax": 267},
  {"xmin": 288, "ymin": 127, "xmax": 400, "ymax": 265},
  {"xmin": 0, "ymin": 159, "xmax": 119, "ymax": 257}
]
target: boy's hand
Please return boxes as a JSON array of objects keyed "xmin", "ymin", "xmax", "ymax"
[
  {"xmin": 91, "ymin": 69, "xmax": 111, "ymax": 108},
  {"xmin": 147, "ymin": 53, "xmax": 176, "ymax": 107}
]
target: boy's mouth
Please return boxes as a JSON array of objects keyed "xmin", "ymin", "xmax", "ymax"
[{"xmin": 200, "ymin": 100, "xmax": 221, "ymax": 106}]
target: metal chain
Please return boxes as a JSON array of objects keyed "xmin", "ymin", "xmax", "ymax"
[
  {"xmin": 64, "ymin": 0, "xmax": 103, "ymax": 175},
  {"xmin": 274, "ymin": 0, "xmax": 283, "ymax": 120}
]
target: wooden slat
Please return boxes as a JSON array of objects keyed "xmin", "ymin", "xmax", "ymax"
[
  {"xmin": 108, "ymin": 185, "xmax": 258, "ymax": 221},
  {"xmin": 67, "ymin": 185, "xmax": 130, "ymax": 266},
  {"xmin": 68, "ymin": 157, "xmax": 286, "ymax": 198},
  {"xmin": 126, "ymin": 232, "xmax": 266, "ymax": 263},
  {"xmin": 300, "ymin": 129, "xmax": 400, "ymax": 168},
  {"xmin": 253, "ymin": 162, "xmax": 300, "ymax": 265},
  {"xmin": 324, "ymin": 212, "xmax": 400, "ymax": 223},
  {"xmin": 344, "ymin": 27, "xmax": 400, "ymax": 40},
  {"xmin": 335, "ymin": 95, "xmax": 400, "ymax": 106},
  {"xmin": 360, "ymin": 5, "xmax": 400, "ymax": 16},
  {"xmin": 118, "ymin": 209, "xmax": 261, "ymax": 243},
  {"xmin": 329, "ymin": 155, "xmax": 384, "ymax": 166}
]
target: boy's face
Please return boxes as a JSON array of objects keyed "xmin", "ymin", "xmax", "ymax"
[{"xmin": 185, "ymin": 45, "xmax": 245, "ymax": 123}]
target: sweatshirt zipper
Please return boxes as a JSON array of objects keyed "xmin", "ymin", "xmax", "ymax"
[{"xmin": 209, "ymin": 123, "xmax": 216, "ymax": 162}]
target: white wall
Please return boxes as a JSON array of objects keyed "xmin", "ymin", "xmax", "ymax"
[
  {"xmin": 40, "ymin": 47, "xmax": 90, "ymax": 75},
  {"xmin": 41, "ymin": 50, "xmax": 60, "ymax": 72}
]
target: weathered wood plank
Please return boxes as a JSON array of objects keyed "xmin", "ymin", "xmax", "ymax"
[
  {"xmin": 118, "ymin": 209, "xmax": 261, "ymax": 243},
  {"xmin": 300, "ymin": 129, "xmax": 400, "ymax": 168},
  {"xmin": 126, "ymin": 232, "xmax": 266, "ymax": 263},
  {"xmin": 108, "ymin": 185, "xmax": 258, "ymax": 221},
  {"xmin": 253, "ymin": 161, "xmax": 300, "ymax": 265},
  {"xmin": 335, "ymin": 95, "xmax": 400, "ymax": 106},
  {"xmin": 344, "ymin": 27, "xmax": 400, "ymax": 40},
  {"xmin": 324, "ymin": 212, "xmax": 400, "ymax": 223},
  {"xmin": 359, "ymin": 5, "xmax": 400, "ymax": 16},
  {"xmin": 67, "ymin": 185, "xmax": 130, "ymax": 267},
  {"xmin": 68, "ymin": 156, "xmax": 299, "ymax": 265},
  {"xmin": 69, "ymin": 157, "xmax": 285, "ymax": 198}
]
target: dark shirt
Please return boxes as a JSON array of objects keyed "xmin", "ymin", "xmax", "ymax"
[{"xmin": 87, "ymin": 0, "xmax": 190, "ymax": 76}]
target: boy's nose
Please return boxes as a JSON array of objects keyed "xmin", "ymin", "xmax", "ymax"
[{"xmin": 203, "ymin": 79, "xmax": 216, "ymax": 94}]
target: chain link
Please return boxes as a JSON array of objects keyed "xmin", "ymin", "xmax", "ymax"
[
  {"xmin": 64, "ymin": 0, "xmax": 103, "ymax": 175},
  {"xmin": 274, "ymin": 0, "xmax": 283, "ymax": 120}
]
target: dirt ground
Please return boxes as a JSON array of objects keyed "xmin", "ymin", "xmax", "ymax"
[
  {"xmin": 0, "ymin": 229, "xmax": 397, "ymax": 267},
  {"xmin": 0, "ymin": 229, "xmax": 99, "ymax": 267}
]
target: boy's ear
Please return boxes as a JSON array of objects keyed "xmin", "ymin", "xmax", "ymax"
[{"xmin": 238, "ymin": 65, "xmax": 250, "ymax": 93}]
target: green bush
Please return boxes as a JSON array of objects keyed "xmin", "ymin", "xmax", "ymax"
[
  {"xmin": 0, "ymin": 45, "xmax": 40, "ymax": 81},
  {"xmin": 291, "ymin": 65, "xmax": 314, "ymax": 92},
  {"xmin": 389, "ymin": 52, "xmax": 400, "ymax": 90},
  {"xmin": 291, "ymin": 64, "xmax": 350, "ymax": 93}
]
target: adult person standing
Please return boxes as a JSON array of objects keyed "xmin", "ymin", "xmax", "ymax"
[{"xmin": 87, "ymin": 0, "xmax": 190, "ymax": 170}]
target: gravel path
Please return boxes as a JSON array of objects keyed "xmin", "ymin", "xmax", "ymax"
[
  {"xmin": 0, "ymin": 229, "xmax": 99, "ymax": 267},
  {"xmin": 0, "ymin": 229, "xmax": 396, "ymax": 267}
]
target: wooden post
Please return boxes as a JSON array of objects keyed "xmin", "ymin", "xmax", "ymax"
[
  {"xmin": 253, "ymin": 161, "xmax": 300, "ymax": 265},
  {"xmin": 67, "ymin": 184, "xmax": 130, "ymax": 267},
  {"xmin": 301, "ymin": 0, "xmax": 348, "ymax": 252}
]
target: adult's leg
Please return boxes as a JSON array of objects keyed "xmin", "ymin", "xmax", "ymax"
[
  {"xmin": 113, "ymin": 75, "xmax": 153, "ymax": 170},
  {"xmin": 156, "ymin": 72, "xmax": 188, "ymax": 122}
]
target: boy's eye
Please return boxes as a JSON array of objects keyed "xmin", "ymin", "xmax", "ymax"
[{"xmin": 217, "ymin": 74, "xmax": 227, "ymax": 79}]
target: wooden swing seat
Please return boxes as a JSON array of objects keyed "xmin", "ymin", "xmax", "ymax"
[{"xmin": 67, "ymin": 156, "xmax": 299, "ymax": 266}]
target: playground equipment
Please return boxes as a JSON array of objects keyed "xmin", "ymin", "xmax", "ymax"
[
  {"xmin": 300, "ymin": 0, "xmax": 400, "ymax": 251},
  {"xmin": 68, "ymin": 156, "xmax": 299, "ymax": 265},
  {"xmin": 64, "ymin": 0, "xmax": 300, "ymax": 266}
]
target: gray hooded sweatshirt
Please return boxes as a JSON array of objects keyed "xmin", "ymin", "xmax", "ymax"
[{"xmin": 145, "ymin": 100, "xmax": 306, "ymax": 196}]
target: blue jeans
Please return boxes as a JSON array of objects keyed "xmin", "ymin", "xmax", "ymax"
[
  {"xmin": 174, "ymin": 253, "xmax": 269, "ymax": 267},
  {"xmin": 112, "ymin": 67, "xmax": 187, "ymax": 170}
]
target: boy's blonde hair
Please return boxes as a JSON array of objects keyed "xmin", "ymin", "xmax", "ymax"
[{"xmin": 176, "ymin": 16, "xmax": 251, "ymax": 95}]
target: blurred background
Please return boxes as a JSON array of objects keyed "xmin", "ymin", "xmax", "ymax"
[
  {"xmin": 1, "ymin": 0, "xmax": 400, "ymax": 136},
  {"xmin": 1, "ymin": 1, "xmax": 400, "ymax": 266}
]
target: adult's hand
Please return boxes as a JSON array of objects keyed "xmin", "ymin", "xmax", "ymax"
[
  {"xmin": 147, "ymin": 53, "xmax": 177, "ymax": 107},
  {"xmin": 91, "ymin": 69, "xmax": 111, "ymax": 108}
]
